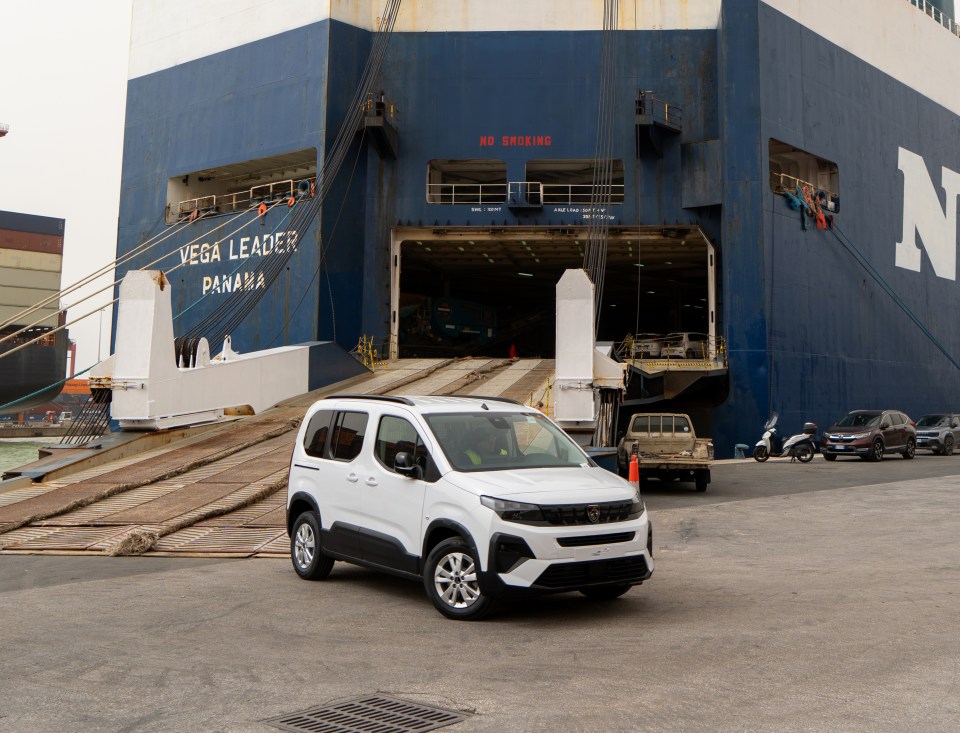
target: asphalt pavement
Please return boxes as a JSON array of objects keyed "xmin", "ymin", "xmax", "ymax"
[{"xmin": 1, "ymin": 453, "xmax": 959, "ymax": 732}]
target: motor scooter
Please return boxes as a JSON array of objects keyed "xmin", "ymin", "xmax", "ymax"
[{"xmin": 753, "ymin": 413, "xmax": 818, "ymax": 463}]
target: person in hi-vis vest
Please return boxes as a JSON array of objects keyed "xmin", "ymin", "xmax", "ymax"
[{"xmin": 464, "ymin": 427, "xmax": 507, "ymax": 465}]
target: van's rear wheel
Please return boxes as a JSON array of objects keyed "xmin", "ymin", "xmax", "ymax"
[{"xmin": 291, "ymin": 512, "xmax": 334, "ymax": 580}]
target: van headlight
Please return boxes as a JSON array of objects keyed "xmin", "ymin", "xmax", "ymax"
[{"xmin": 480, "ymin": 496, "xmax": 545, "ymax": 524}]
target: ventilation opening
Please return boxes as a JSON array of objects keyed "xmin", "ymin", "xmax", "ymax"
[
  {"xmin": 166, "ymin": 148, "xmax": 317, "ymax": 224},
  {"xmin": 526, "ymin": 159, "xmax": 624, "ymax": 205},
  {"xmin": 768, "ymin": 139, "xmax": 839, "ymax": 209},
  {"xmin": 426, "ymin": 159, "xmax": 507, "ymax": 204}
]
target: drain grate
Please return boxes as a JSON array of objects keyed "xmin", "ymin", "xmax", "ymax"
[{"xmin": 264, "ymin": 695, "xmax": 470, "ymax": 733}]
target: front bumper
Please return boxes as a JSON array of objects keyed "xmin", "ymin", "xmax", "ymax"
[
  {"xmin": 477, "ymin": 517, "xmax": 654, "ymax": 599},
  {"xmin": 916, "ymin": 435, "xmax": 943, "ymax": 450},
  {"xmin": 821, "ymin": 442, "xmax": 871, "ymax": 456}
]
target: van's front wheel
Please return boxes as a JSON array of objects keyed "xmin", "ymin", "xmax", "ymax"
[{"xmin": 424, "ymin": 537, "xmax": 496, "ymax": 620}]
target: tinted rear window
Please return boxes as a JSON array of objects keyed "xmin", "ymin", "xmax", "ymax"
[
  {"xmin": 303, "ymin": 409, "xmax": 334, "ymax": 458},
  {"xmin": 332, "ymin": 411, "xmax": 368, "ymax": 461}
]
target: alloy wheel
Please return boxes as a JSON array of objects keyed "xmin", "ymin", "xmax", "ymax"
[
  {"xmin": 433, "ymin": 551, "xmax": 481, "ymax": 610},
  {"xmin": 294, "ymin": 522, "xmax": 315, "ymax": 569}
]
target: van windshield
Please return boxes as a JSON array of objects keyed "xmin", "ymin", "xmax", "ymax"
[{"xmin": 424, "ymin": 411, "xmax": 589, "ymax": 472}]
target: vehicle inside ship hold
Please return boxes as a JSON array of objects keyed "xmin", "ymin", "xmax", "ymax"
[{"xmin": 393, "ymin": 226, "xmax": 713, "ymax": 359}]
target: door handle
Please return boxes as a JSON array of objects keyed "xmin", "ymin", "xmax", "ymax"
[
  {"xmin": 346, "ymin": 473, "xmax": 359, "ymax": 483},
  {"xmin": 365, "ymin": 477, "xmax": 379, "ymax": 486}
]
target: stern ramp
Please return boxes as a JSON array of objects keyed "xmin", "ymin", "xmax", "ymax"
[{"xmin": 0, "ymin": 358, "xmax": 551, "ymax": 556}]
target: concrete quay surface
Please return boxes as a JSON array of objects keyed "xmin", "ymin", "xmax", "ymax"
[{"xmin": 1, "ymin": 456, "xmax": 958, "ymax": 732}]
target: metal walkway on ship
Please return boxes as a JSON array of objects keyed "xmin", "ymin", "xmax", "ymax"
[{"xmin": 0, "ymin": 358, "xmax": 553, "ymax": 557}]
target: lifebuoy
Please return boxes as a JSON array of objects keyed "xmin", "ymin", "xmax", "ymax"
[{"xmin": 257, "ymin": 202, "xmax": 267, "ymax": 217}]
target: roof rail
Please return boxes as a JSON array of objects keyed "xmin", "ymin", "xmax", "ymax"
[
  {"xmin": 450, "ymin": 395, "xmax": 522, "ymax": 405},
  {"xmin": 324, "ymin": 394, "xmax": 415, "ymax": 406}
]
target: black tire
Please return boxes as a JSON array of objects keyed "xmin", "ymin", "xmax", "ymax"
[
  {"xmin": 291, "ymin": 512, "xmax": 335, "ymax": 580},
  {"xmin": 695, "ymin": 474, "xmax": 708, "ymax": 492},
  {"xmin": 823, "ymin": 453, "xmax": 837, "ymax": 462},
  {"xmin": 579, "ymin": 583, "xmax": 632, "ymax": 600},
  {"xmin": 902, "ymin": 437, "xmax": 916, "ymax": 460},
  {"xmin": 753, "ymin": 446, "xmax": 769, "ymax": 462},
  {"xmin": 869, "ymin": 438, "xmax": 884, "ymax": 462},
  {"xmin": 795, "ymin": 444, "xmax": 814, "ymax": 463},
  {"xmin": 423, "ymin": 537, "xmax": 496, "ymax": 621},
  {"xmin": 945, "ymin": 435, "xmax": 955, "ymax": 456}
]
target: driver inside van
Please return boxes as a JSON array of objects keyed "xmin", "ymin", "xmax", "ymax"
[{"xmin": 463, "ymin": 427, "xmax": 507, "ymax": 465}]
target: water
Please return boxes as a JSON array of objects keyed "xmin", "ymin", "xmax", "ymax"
[{"xmin": 0, "ymin": 439, "xmax": 47, "ymax": 474}]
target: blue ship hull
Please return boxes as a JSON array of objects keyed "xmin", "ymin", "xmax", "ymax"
[{"xmin": 117, "ymin": 1, "xmax": 960, "ymax": 455}]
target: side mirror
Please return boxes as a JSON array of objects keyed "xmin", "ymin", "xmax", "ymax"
[
  {"xmin": 394, "ymin": 451, "xmax": 423, "ymax": 479},
  {"xmin": 880, "ymin": 424, "xmax": 889, "ymax": 431}
]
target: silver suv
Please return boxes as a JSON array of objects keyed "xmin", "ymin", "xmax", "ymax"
[
  {"xmin": 915, "ymin": 414, "xmax": 960, "ymax": 455},
  {"xmin": 286, "ymin": 394, "xmax": 654, "ymax": 620}
]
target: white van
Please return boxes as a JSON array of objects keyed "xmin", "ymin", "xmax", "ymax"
[{"xmin": 286, "ymin": 394, "xmax": 653, "ymax": 620}]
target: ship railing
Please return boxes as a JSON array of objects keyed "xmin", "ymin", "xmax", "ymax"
[
  {"xmin": 175, "ymin": 176, "xmax": 314, "ymax": 221},
  {"xmin": 249, "ymin": 178, "xmax": 298, "ymax": 204},
  {"xmin": 362, "ymin": 91, "xmax": 399, "ymax": 126},
  {"xmin": 540, "ymin": 183, "xmax": 624, "ymax": 206},
  {"xmin": 771, "ymin": 173, "xmax": 838, "ymax": 204},
  {"xmin": 617, "ymin": 333, "xmax": 728, "ymax": 369},
  {"xmin": 426, "ymin": 183, "xmax": 508, "ymax": 204},
  {"xmin": 504, "ymin": 181, "xmax": 626, "ymax": 207},
  {"xmin": 636, "ymin": 92, "xmax": 683, "ymax": 130},
  {"xmin": 909, "ymin": 0, "xmax": 959, "ymax": 36}
]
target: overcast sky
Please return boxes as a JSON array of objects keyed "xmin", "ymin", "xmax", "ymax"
[{"xmin": 0, "ymin": 0, "xmax": 133, "ymax": 373}]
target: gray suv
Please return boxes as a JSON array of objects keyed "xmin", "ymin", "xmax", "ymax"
[{"xmin": 915, "ymin": 414, "xmax": 960, "ymax": 455}]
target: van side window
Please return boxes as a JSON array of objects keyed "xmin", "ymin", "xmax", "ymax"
[
  {"xmin": 332, "ymin": 411, "xmax": 368, "ymax": 461},
  {"xmin": 303, "ymin": 409, "xmax": 334, "ymax": 458},
  {"xmin": 375, "ymin": 415, "xmax": 428, "ymax": 474},
  {"xmin": 881, "ymin": 414, "xmax": 892, "ymax": 429}
]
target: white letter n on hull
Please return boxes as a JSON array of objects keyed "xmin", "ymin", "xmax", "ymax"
[{"xmin": 896, "ymin": 146, "xmax": 960, "ymax": 281}]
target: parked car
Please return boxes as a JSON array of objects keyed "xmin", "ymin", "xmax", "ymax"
[
  {"xmin": 286, "ymin": 394, "xmax": 653, "ymax": 620},
  {"xmin": 661, "ymin": 332, "xmax": 710, "ymax": 359},
  {"xmin": 633, "ymin": 333, "xmax": 662, "ymax": 358},
  {"xmin": 820, "ymin": 409, "xmax": 916, "ymax": 461},
  {"xmin": 914, "ymin": 413, "xmax": 960, "ymax": 455}
]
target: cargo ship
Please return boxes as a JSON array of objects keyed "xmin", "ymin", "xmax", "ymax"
[
  {"xmin": 0, "ymin": 211, "xmax": 69, "ymax": 413},
  {"xmin": 115, "ymin": 0, "xmax": 960, "ymax": 455}
]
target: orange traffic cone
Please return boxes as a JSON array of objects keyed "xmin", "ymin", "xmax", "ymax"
[{"xmin": 628, "ymin": 453, "xmax": 639, "ymax": 484}]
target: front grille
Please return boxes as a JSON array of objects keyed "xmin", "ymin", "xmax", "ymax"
[
  {"xmin": 557, "ymin": 531, "xmax": 635, "ymax": 547},
  {"xmin": 540, "ymin": 500, "xmax": 634, "ymax": 526},
  {"xmin": 534, "ymin": 556, "xmax": 649, "ymax": 588}
]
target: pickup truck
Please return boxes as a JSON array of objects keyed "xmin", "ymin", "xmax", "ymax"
[{"xmin": 616, "ymin": 413, "xmax": 713, "ymax": 492}]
